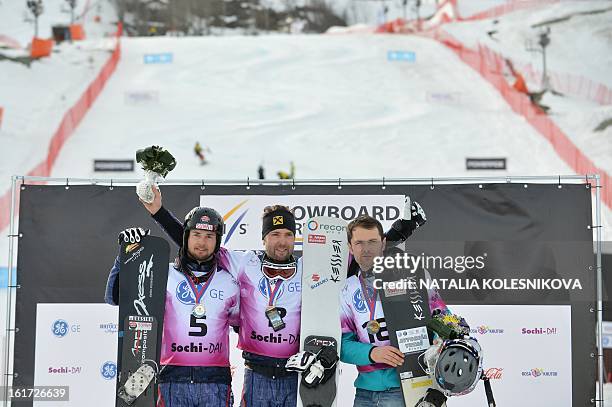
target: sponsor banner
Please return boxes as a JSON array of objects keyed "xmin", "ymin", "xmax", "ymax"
[
  {"xmin": 442, "ymin": 305, "xmax": 570, "ymax": 407},
  {"xmin": 337, "ymin": 305, "xmax": 572, "ymax": 407},
  {"xmin": 143, "ymin": 53, "xmax": 173, "ymax": 64},
  {"xmin": 124, "ymin": 91, "xmax": 159, "ymax": 105},
  {"xmin": 93, "ymin": 160, "xmax": 134, "ymax": 172},
  {"xmin": 466, "ymin": 158, "xmax": 507, "ymax": 170},
  {"xmin": 199, "ymin": 195, "xmax": 404, "ymax": 250},
  {"xmin": 426, "ymin": 92, "xmax": 462, "ymax": 104},
  {"xmin": 33, "ymin": 304, "xmax": 118, "ymax": 407},
  {"xmin": 387, "ymin": 50, "xmax": 416, "ymax": 62}
]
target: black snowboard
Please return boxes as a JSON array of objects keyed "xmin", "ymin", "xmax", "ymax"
[
  {"xmin": 117, "ymin": 236, "xmax": 169, "ymax": 407},
  {"xmin": 378, "ymin": 249, "xmax": 434, "ymax": 407}
]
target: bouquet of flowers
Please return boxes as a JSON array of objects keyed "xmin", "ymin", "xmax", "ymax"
[{"xmin": 135, "ymin": 145, "xmax": 176, "ymax": 203}]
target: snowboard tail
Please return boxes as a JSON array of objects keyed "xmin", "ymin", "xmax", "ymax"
[
  {"xmin": 299, "ymin": 335, "xmax": 339, "ymax": 407},
  {"xmin": 116, "ymin": 236, "xmax": 170, "ymax": 407}
]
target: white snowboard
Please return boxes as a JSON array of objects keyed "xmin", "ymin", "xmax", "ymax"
[{"xmin": 298, "ymin": 216, "xmax": 348, "ymax": 407}]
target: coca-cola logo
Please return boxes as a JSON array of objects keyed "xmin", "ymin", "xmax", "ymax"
[{"xmin": 484, "ymin": 367, "xmax": 503, "ymax": 379}]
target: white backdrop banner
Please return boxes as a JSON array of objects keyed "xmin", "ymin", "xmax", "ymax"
[
  {"xmin": 337, "ymin": 304, "xmax": 572, "ymax": 406},
  {"xmin": 33, "ymin": 304, "xmax": 118, "ymax": 407},
  {"xmin": 32, "ymin": 303, "xmax": 571, "ymax": 407}
]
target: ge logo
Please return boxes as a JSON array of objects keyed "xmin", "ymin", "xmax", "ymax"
[
  {"xmin": 52, "ymin": 320, "xmax": 69, "ymax": 338},
  {"xmin": 101, "ymin": 361, "xmax": 117, "ymax": 380},
  {"xmin": 176, "ymin": 281, "xmax": 196, "ymax": 305},
  {"xmin": 352, "ymin": 287, "xmax": 375, "ymax": 313}
]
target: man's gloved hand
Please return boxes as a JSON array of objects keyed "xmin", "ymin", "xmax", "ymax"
[
  {"xmin": 387, "ymin": 196, "xmax": 427, "ymax": 244},
  {"xmin": 285, "ymin": 351, "xmax": 317, "ymax": 373},
  {"xmin": 118, "ymin": 227, "xmax": 150, "ymax": 245},
  {"xmin": 405, "ymin": 195, "xmax": 426, "ymax": 228}
]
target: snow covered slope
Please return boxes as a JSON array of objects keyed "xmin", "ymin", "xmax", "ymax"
[
  {"xmin": 52, "ymin": 34, "xmax": 575, "ymax": 180},
  {"xmin": 443, "ymin": 0, "xmax": 612, "ymax": 175}
]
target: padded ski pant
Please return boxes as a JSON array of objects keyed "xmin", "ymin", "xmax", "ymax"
[
  {"xmin": 240, "ymin": 368, "xmax": 298, "ymax": 407},
  {"xmin": 157, "ymin": 382, "xmax": 233, "ymax": 407},
  {"xmin": 353, "ymin": 388, "xmax": 405, "ymax": 407}
]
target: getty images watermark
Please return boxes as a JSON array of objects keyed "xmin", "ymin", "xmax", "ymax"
[{"xmin": 371, "ymin": 252, "xmax": 583, "ymax": 291}]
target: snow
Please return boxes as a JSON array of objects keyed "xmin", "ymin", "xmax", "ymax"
[
  {"xmin": 438, "ymin": 0, "xmax": 612, "ymax": 244},
  {"xmin": 0, "ymin": 0, "xmax": 118, "ymax": 197},
  {"xmin": 0, "ymin": 0, "xmax": 114, "ymax": 48},
  {"xmin": 443, "ymin": 0, "xmax": 612, "ymax": 87},
  {"xmin": 540, "ymin": 91, "xmax": 612, "ymax": 172},
  {"xmin": 49, "ymin": 33, "xmax": 574, "ymax": 181},
  {"xmin": 455, "ymin": 0, "xmax": 510, "ymax": 18}
]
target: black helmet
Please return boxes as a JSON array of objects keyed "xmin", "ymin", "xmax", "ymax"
[{"xmin": 183, "ymin": 207, "xmax": 225, "ymax": 253}]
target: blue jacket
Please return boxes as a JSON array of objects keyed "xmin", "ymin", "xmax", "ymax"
[{"xmin": 340, "ymin": 332, "xmax": 399, "ymax": 391}]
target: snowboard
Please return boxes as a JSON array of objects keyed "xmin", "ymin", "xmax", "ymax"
[
  {"xmin": 378, "ymin": 248, "xmax": 438, "ymax": 407},
  {"xmin": 298, "ymin": 216, "xmax": 348, "ymax": 407},
  {"xmin": 116, "ymin": 236, "xmax": 169, "ymax": 407}
]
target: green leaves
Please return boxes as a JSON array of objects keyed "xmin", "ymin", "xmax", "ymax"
[{"xmin": 135, "ymin": 145, "xmax": 176, "ymax": 178}]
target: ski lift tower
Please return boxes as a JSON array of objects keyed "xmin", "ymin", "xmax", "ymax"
[
  {"xmin": 525, "ymin": 26, "xmax": 552, "ymax": 92},
  {"xmin": 26, "ymin": 0, "xmax": 44, "ymax": 37},
  {"xmin": 66, "ymin": 0, "xmax": 77, "ymax": 24}
]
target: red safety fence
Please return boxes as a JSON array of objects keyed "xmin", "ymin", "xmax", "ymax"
[
  {"xmin": 510, "ymin": 60, "xmax": 612, "ymax": 106},
  {"xmin": 462, "ymin": 0, "xmax": 560, "ymax": 21},
  {"xmin": 374, "ymin": 0, "xmax": 611, "ymax": 208},
  {"xmin": 379, "ymin": 0, "xmax": 563, "ymax": 33},
  {"xmin": 421, "ymin": 28, "xmax": 611, "ymax": 208},
  {"xmin": 0, "ymin": 23, "xmax": 123, "ymax": 232},
  {"xmin": 0, "ymin": 34, "xmax": 22, "ymax": 49}
]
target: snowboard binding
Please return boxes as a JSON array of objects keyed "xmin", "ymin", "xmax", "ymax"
[
  {"xmin": 286, "ymin": 345, "xmax": 339, "ymax": 388},
  {"xmin": 117, "ymin": 360, "xmax": 159, "ymax": 405},
  {"xmin": 415, "ymin": 388, "xmax": 447, "ymax": 407}
]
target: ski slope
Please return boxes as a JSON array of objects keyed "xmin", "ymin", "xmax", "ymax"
[
  {"xmin": 51, "ymin": 34, "xmax": 575, "ymax": 179},
  {"xmin": 49, "ymin": 32, "xmax": 611, "ymax": 233}
]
